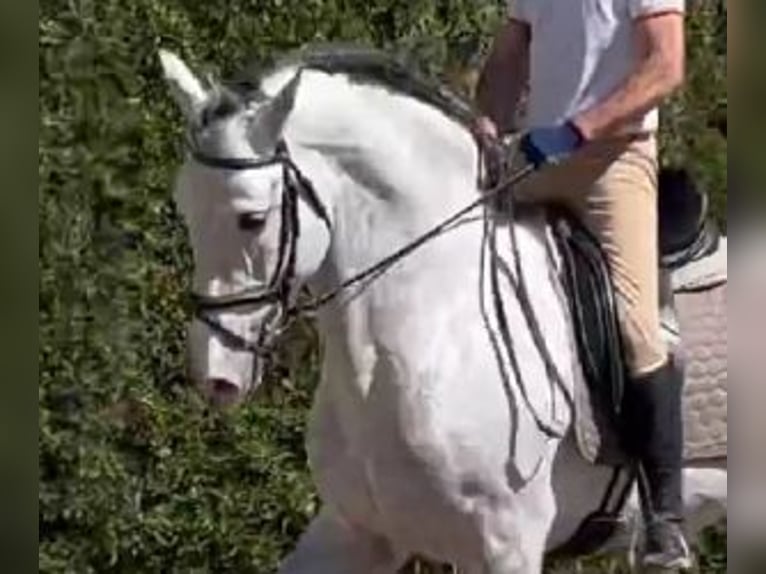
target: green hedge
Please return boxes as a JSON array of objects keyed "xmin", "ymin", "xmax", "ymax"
[{"xmin": 39, "ymin": 1, "xmax": 726, "ymax": 572}]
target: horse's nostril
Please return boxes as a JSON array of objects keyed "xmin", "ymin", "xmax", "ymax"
[{"xmin": 204, "ymin": 378, "xmax": 243, "ymax": 407}]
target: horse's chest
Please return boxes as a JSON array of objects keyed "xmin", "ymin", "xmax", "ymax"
[{"xmin": 308, "ymin": 371, "xmax": 511, "ymax": 549}]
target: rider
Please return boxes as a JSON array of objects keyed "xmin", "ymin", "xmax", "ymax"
[{"xmin": 474, "ymin": 0, "xmax": 690, "ymax": 569}]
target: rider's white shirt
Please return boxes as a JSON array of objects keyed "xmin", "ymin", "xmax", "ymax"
[{"xmin": 508, "ymin": 0, "xmax": 685, "ymax": 132}]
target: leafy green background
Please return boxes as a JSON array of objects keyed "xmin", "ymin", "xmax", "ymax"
[{"xmin": 39, "ymin": 1, "xmax": 726, "ymax": 572}]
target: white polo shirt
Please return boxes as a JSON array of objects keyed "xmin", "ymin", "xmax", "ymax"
[{"xmin": 508, "ymin": 0, "xmax": 685, "ymax": 133}]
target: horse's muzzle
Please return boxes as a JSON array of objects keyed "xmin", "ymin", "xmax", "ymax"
[{"xmin": 201, "ymin": 377, "xmax": 246, "ymax": 408}]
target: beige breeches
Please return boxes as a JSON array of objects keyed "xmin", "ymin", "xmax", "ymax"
[{"xmin": 515, "ymin": 136, "xmax": 667, "ymax": 376}]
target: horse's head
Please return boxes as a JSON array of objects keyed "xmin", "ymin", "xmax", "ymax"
[{"xmin": 159, "ymin": 50, "xmax": 333, "ymax": 405}]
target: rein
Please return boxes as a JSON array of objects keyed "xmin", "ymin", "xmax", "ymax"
[
  {"xmin": 297, "ymin": 163, "xmax": 536, "ymax": 314},
  {"xmin": 189, "ymin": 136, "xmax": 572, "ymax": 440}
]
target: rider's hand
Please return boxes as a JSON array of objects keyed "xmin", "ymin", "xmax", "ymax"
[{"xmin": 520, "ymin": 121, "xmax": 585, "ymax": 169}]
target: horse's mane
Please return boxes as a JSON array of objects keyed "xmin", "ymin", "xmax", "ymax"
[{"xmin": 228, "ymin": 43, "xmax": 478, "ymax": 127}]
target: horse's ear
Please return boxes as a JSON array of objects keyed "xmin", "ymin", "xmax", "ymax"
[
  {"xmin": 256, "ymin": 70, "xmax": 302, "ymax": 143},
  {"xmin": 158, "ymin": 50, "xmax": 209, "ymax": 122}
]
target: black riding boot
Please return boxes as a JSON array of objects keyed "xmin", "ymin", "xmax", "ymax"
[{"xmin": 623, "ymin": 358, "xmax": 692, "ymax": 570}]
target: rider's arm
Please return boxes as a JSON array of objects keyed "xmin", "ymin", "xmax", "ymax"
[
  {"xmin": 572, "ymin": 9, "xmax": 685, "ymax": 141},
  {"xmin": 475, "ymin": 17, "xmax": 531, "ymax": 135}
]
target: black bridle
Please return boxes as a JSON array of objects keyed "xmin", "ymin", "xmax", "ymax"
[
  {"xmin": 190, "ymin": 140, "xmax": 331, "ymax": 369},
  {"xmin": 188, "ymin": 137, "xmax": 572, "ymax": 440}
]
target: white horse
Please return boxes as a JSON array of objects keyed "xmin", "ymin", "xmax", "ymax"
[{"xmin": 160, "ymin": 47, "xmax": 726, "ymax": 573}]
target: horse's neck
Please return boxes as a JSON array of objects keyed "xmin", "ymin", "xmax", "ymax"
[{"xmin": 285, "ymin": 71, "xmax": 481, "ymax": 280}]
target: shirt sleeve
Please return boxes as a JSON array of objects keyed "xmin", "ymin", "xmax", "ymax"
[
  {"xmin": 507, "ymin": 0, "xmax": 529, "ymax": 22},
  {"xmin": 629, "ymin": 0, "xmax": 685, "ymax": 18}
]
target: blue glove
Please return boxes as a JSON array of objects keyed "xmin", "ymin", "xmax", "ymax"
[{"xmin": 520, "ymin": 121, "xmax": 585, "ymax": 169}]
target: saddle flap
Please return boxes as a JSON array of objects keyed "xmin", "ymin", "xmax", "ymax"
[
  {"xmin": 551, "ymin": 212, "xmax": 629, "ymax": 465},
  {"xmin": 552, "ymin": 214, "xmax": 626, "ymax": 418}
]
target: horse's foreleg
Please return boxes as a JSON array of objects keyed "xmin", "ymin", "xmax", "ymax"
[
  {"xmin": 465, "ymin": 483, "xmax": 556, "ymax": 574},
  {"xmin": 479, "ymin": 524, "xmax": 549, "ymax": 574},
  {"xmin": 278, "ymin": 509, "xmax": 401, "ymax": 574},
  {"xmin": 463, "ymin": 526, "xmax": 549, "ymax": 574}
]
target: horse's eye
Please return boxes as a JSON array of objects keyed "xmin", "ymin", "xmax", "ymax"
[{"xmin": 237, "ymin": 211, "xmax": 268, "ymax": 232}]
